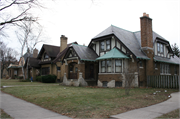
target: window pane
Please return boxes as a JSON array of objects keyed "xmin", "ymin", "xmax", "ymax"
[
  {"xmin": 101, "ymin": 41, "xmax": 104, "ymax": 51},
  {"xmin": 116, "ymin": 60, "xmax": 122, "ymax": 66},
  {"xmin": 107, "ymin": 67, "xmax": 111, "ymax": 72},
  {"xmin": 116, "ymin": 67, "xmax": 121, "ymax": 72},
  {"xmin": 106, "ymin": 40, "xmax": 110, "ymax": 44},
  {"xmin": 101, "ymin": 61, "xmax": 105, "ymax": 66},
  {"xmin": 107, "ymin": 60, "xmax": 111, "ymax": 66},
  {"xmin": 157, "ymin": 43, "xmax": 160, "ymax": 52},
  {"xmin": 101, "ymin": 67, "xmax": 105, "ymax": 72},
  {"xmin": 107, "ymin": 45, "xmax": 110, "ymax": 50}
]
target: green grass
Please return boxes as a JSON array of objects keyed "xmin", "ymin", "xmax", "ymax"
[
  {"xmin": 0, "ymin": 109, "xmax": 13, "ymax": 119},
  {"xmin": 1, "ymin": 82, "xmax": 178, "ymax": 118},
  {"xmin": 0, "ymin": 79, "xmax": 58, "ymax": 87},
  {"xmin": 157, "ymin": 108, "xmax": 180, "ymax": 118}
]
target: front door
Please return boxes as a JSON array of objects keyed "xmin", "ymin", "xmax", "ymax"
[{"xmin": 69, "ymin": 62, "xmax": 77, "ymax": 79}]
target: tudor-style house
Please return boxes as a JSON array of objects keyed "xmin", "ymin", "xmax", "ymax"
[{"xmin": 60, "ymin": 13, "xmax": 179, "ymax": 87}]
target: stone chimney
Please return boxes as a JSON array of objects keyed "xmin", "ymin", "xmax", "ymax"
[
  {"xmin": 33, "ymin": 48, "xmax": 38, "ymax": 58},
  {"xmin": 140, "ymin": 12, "xmax": 153, "ymax": 49},
  {"xmin": 60, "ymin": 35, "xmax": 68, "ymax": 52}
]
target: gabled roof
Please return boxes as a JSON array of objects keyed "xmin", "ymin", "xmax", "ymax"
[
  {"xmin": 37, "ymin": 44, "xmax": 60, "ymax": 59},
  {"xmin": 23, "ymin": 52, "xmax": 33, "ymax": 61},
  {"xmin": 154, "ymin": 55, "xmax": 179, "ymax": 65},
  {"xmin": 92, "ymin": 25, "xmax": 172, "ymax": 60},
  {"xmin": 71, "ymin": 44, "xmax": 98, "ymax": 61},
  {"xmin": 96, "ymin": 47, "xmax": 129, "ymax": 61},
  {"xmin": 52, "ymin": 42, "xmax": 78, "ymax": 63}
]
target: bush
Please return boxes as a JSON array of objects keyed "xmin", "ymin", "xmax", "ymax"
[
  {"xmin": 42, "ymin": 75, "xmax": 57, "ymax": 83},
  {"xmin": 36, "ymin": 76, "xmax": 42, "ymax": 82},
  {"xmin": 17, "ymin": 76, "xmax": 23, "ymax": 79}
]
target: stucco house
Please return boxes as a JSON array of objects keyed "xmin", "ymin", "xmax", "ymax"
[{"xmin": 59, "ymin": 13, "xmax": 179, "ymax": 87}]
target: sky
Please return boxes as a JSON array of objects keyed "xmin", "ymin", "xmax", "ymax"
[{"xmin": 3, "ymin": 0, "xmax": 180, "ymax": 60}]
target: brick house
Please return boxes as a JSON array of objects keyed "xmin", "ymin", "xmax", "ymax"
[{"xmin": 59, "ymin": 13, "xmax": 179, "ymax": 87}]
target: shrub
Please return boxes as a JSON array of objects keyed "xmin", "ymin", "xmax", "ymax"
[
  {"xmin": 36, "ymin": 76, "xmax": 42, "ymax": 82},
  {"xmin": 42, "ymin": 75, "xmax": 57, "ymax": 83},
  {"xmin": 17, "ymin": 76, "xmax": 23, "ymax": 79}
]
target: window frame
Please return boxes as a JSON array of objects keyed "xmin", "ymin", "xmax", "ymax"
[
  {"xmin": 101, "ymin": 61, "xmax": 106, "ymax": 73},
  {"xmin": 100, "ymin": 41, "xmax": 105, "ymax": 51},
  {"xmin": 115, "ymin": 59, "xmax": 122, "ymax": 73},
  {"xmin": 106, "ymin": 60, "xmax": 111, "ymax": 73}
]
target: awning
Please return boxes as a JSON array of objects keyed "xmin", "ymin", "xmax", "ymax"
[{"xmin": 96, "ymin": 47, "xmax": 129, "ymax": 61}]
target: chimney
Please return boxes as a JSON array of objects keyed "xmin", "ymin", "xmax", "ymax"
[
  {"xmin": 140, "ymin": 12, "xmax": 153, "ymax": 49},
  {"xmin": 33, "ymin": 48, "xmax": 38, "ymax": 58},
  {"xmin": 60, "ymin": 35, "xmax": 68, "ymax": 52}
]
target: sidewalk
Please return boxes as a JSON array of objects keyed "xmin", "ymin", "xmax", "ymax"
[
  {"xmin": 111, "ymin": 92, "xmax": 180, "ymax": 119},
  {"xmin": 0, "ymin": 92, "xmax": 72, "ymax": 119}
]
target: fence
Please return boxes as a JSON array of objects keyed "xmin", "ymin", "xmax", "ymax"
[{"xmin": 147, "ymin": 75, "xmax": 179, "ymax": 89}]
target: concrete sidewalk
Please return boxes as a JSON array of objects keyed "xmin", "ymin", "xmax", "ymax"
[
  {"xmin": 0, "ymin": 92, "xmax": 72, "ymax": 119},
  {"xmin": 111, "ymin": 92, "xmax": 180, "ymax": 119}
]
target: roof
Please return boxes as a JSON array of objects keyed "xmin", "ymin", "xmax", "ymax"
[
  {"xmin": 7, "ymin": 64, "xmax": 22, "ymax": 69},
  {"xmin": 154, "ymin": 55, "xmax": 179, "ymax": 65},
  {"xmin": 37, "ymin": 44, "xmax": 60, "ymax": 59},
  {"xmin": 96, "ymin": 47, "xmax": 129, "ymax": 61},
  {"xmin": 24, "ymin": 57, "xmax": 41, "ymax": 68},
  {"xmin": 72, "ymin": 44, "xmax": 98, "ymax": 61},
  {"xmin": 92, "ymin": 25, "xmax": 150, "ymax": 59},
  {"xmin": 23, "ymin": 52, "xmax": 33, "ymax": 61},
  {"xmin": 53, "ymin": 42, "xmax": 78, "ymax": 63}
]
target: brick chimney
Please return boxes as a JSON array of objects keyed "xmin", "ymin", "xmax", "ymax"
[
  {"xmin": 140, "ymin": 12, "xmax": 153, "ymax": 49},
  {"xmin": 140, "ymin": 13, "xmax": 154, "ymax": 77},
  {"xmin": 33, "ymin": 48, "xmax": 38, "ymax": 58},
  {"xmin": 60, "ymin": 35, "xmax": 68, "ymax": 52}
]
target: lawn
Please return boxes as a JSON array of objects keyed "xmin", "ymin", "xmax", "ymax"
[
  {"xmin": 1, "ymin": 81, "xmax": 178, "ymax": 118},
  {"xmin": 157, "ymin": 108, "xmax": 180, "ymax": 118},
  {"xmin": 0, "ymin": 109, "xmax": 13, "ymax": 119},
  {"xmin": 0, "ymin": 79, "xmax": 58, "ymax": 87}
]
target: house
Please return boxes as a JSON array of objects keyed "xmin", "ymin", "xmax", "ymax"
[
  {"xmin": 24, "ymin": 35, "xmax": 78, "ymax": 81},
  {"xmin": 59, "ymin": 13, "xmax": 179, "ymax": 87},
  {"xmin": 7, "ymin": 48, "xmax": 36, "ymax": 79}
]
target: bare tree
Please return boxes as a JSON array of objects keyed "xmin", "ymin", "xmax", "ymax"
[
  {"xmin": 0, "ymin": 0, "xmax": 43, "ymax": 33},
  {"xmin": 124, "ymin": 61, "xmax": 136, "ymax": 95},
  {"xmin": 16, "ymin": 20, "xmax": 43, "ymax": 80}
]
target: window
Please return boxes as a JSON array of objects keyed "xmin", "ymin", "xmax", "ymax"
[
  {"xmin": 155, "ymin": 63, "xmax": 158, "ymax": 69},
  {"xmin": 75, "ymin": 67, "xmax": 78, "ymax": 73},
  {"xmin": 42, "ymin": 67, "xmax": 50, "ymax": 75},
  {"xmin": 157, "ymin": 43, "xmax": 164, "ymax": 54},
  {"xmin": 174, "ymin": 66, "xmax": 177, "ymax": 74},
  {"xmin": 139, "ymin": 61, "xmax": 143, "ymax": 67},
  {"xmin": 107, "ymin": 60, "xmax": 111, "ymax": 72},
  {"xmin": 160, "ymin": 64, "xmax": 170, "ymax": 74},
  {"xmin": 101, "ymin": 61, "xmax": 105, "ymax": 73},
  {"xmin": 100, "ymin": 41, "xmax": 104, "ymax": 51},
  {"xmin": 44, "ymin": 53, "xmax": 49, "ymax": 59},
  {"xmin": 102, "ymin": 81, "xmax": 108, "ymax": 87},
  {"xmin": 115, "ymin": 60, "xmax": 122, "ymax": 73},
  {"xmin": 157, "ymin": 43, "xmax": 160, "ymax": 52},
  {"xmin": 115, "ymin": 81, "xmax": 122, "ymax": 87},
  {"xmin": 106, "ymin": 40, "xmax": 110, "ymax": 50},
  {"xmin": 57, "ymin": 67, "xmax": 61, "ymax": 72}
]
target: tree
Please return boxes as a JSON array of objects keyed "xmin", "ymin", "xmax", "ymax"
[
  {"xmin": 171, "ymin": 43, "xmax": 179, "ymax": 57},
  {"xmin": 16, "ymin": 20, "xmax": 43, "ymax": 80},
  {"xmin": 0, "ymin": 0, "xmax": 42, "ymax": 35},
  {"xmin": 0, "ymin": 40, "xmax": 19, "ymax": 78}
]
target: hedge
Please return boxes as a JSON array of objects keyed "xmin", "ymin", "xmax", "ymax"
[{"xmin": 41, "ymin": 75, "xmax": 57, "ymax": 83}]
